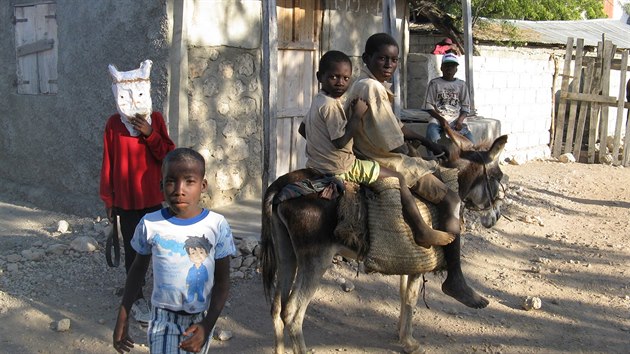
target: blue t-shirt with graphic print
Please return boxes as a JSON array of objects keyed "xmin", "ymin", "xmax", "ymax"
[{"xmin": 132, "ymin": 208, "xmax": 236, "ymax": 314}]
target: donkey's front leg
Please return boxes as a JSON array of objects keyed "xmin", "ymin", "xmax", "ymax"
[
  {"xmin": 398, "ymin": 274, "xmax": 408, "ymax": 334},
  {"xmin": 399, "ymin": 274, "xmax": 423, "ymax": 353}
]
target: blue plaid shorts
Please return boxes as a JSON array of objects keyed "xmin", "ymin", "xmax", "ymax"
[{"xmin": 147, "ymin": 307, "xmax": 213, "ymax": 354}]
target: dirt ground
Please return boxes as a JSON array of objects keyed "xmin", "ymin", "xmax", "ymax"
[{"xmin": 0, "ymin": 160, "xmax": 629, "ymax": 354}]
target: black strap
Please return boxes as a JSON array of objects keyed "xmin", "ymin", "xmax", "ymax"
[{"xmin": 105, "ymin": 216, "xmax": 121, "ymax": 267}]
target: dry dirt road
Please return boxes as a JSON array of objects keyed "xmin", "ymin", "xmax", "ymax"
[{"xmin": 0, "ymin": 160, "xmax": 629, "ymax": 353}]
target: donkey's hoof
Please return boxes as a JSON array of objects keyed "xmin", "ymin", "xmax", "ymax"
[{"xmin": 401, "ymin": 337, "xmax": 420, "ymax": 354}]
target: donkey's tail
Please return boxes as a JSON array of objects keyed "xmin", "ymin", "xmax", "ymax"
[
  {"xmin": 260, "ymin": 181, "xmax": 280, "ymax": 303},
  {"xmin": 260, "ymin": 169, "xmax": 321, "ymax": 303}
]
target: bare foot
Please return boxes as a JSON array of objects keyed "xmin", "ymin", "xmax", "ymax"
[
  {"xmin": 412, "ymin": 228, "xmax": 455, "ymax": 248},
  {"xmin": 442, "ymin": 275, "xmax": 489, "ymax": 309}
]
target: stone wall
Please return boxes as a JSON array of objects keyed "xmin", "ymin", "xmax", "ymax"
[{"xmin": 187, "ymin": 47, "xmax": 263, "ymax": 208}]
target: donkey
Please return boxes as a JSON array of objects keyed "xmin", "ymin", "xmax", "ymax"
[{"xmin": 260, "ymin": 130, "xmax": 508, "ymax": 354}]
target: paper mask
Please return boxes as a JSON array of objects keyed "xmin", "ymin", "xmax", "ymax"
[{"xmin": 108, "ymin": 59, "xmax": 153, "ymax": 135}]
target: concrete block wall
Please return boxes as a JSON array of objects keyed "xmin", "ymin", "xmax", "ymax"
[
  {"xmin": 474, "ymin": 55, "xmax": 554, "ymax": 161},
  {"xmin": 407, "ymin": 53, "xmax": 554, "ymax": 162},
  {"xmin": 408, "ymin": 32, "xmax": 445, "ymax": 54}
]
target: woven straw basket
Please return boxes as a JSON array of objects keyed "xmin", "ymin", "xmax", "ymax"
[{"xmin": 364, "ymin": 176, "xmax": 453, "ymax": 275}]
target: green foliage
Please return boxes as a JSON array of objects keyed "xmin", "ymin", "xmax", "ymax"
[{"xmin": 435, "ymin": 0, "xmax": 606, "ymax": 21}]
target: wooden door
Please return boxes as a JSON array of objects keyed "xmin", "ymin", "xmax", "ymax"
[{"xmin": 275, "ymin": 0, "xmax": 322, "ymax": 177}]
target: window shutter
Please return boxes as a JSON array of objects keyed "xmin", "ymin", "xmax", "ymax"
[
  {"xmin": 14, "ymin": 3, "xmax": 58, "ymax": 95},
  {"xmin": 38, "ymin": 3, "xmax": 58, "ymax": 94}
]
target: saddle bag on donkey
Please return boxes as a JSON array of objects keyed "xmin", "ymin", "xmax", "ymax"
[{"xmin": 336, "ymin": 169, "xmax": 458, "ymax": 275}]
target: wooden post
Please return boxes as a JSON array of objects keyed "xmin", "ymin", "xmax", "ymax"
[
  {"xmin": 597, "ymin": 40, "xmax": 614, "ymax": 163},
  {"xmin": 383, "ymin": 0, "xmax": 400, "ymax": 117},
  {"xmin": 552, "ymin": 37, "xmax": 574, "ymax": 157},
  {"xmin": 588, "ymin": 41, "xmax": 604, "ymax": 163},
  {"xmin": 165, "ymin": 0, "xmax": 189, "ymax": 148},
  {"xmin": 563, "ymin": 38, "xmax": 584, "ymax": 155},
  {"xmin": 549, "ymin": 54, "xmax": 559, "ymax": 149},
  {"xmin": 401, "ymin": 1, "xmax": 409, "ymax": 109},
  {"xmin": 624, "ymin": 107, "xmax": 630, "ymax": 166},
  {"xmin": 263, "ymin": 0, "xmax": 278, "ymax": 187},
  {"xmin": 462, "ymin": 0, "xmax": 475, "ymax": 112},
  {"xmin": 572, "ymin": 61, "xmax": 594, "ymax": 159},
  {"xmin": 611, "ymin": 50, "xmax": 628, "ymax": 164}
]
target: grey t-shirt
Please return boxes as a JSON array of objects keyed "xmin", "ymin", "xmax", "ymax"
[{"xmin": 423, "ymin": 77, "xmax": 470, "ymax": 124}]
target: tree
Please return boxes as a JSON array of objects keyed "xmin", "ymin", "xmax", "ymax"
[
  {"xmin": 409, "ymin": 0, "xmax": 607, "ymax": 54},
  {"xmin": 470, "ymin": 0, "xmax": 606, "ymax": 21},
  {"xmin": 412, "ymin": 0, "xmax": 606, "ymax": 22}
]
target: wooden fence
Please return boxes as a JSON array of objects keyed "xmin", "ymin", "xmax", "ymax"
[{"xmin": 551, "ymin": 37, "xmax": 630, "ymax": 166}]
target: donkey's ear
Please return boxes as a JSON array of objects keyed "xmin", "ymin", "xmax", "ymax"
[
  {"xmin": 487, "ymin": 135, "xmax": 508, "ymax": 162},
  {"xmin": 444, "ymin": 123, "xmax": 474, "ymax": 151}
]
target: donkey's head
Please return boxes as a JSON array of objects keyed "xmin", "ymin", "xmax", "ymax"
[{"xmin": 442, "ymin": 127, "xmax": 508, "ymax": 228}]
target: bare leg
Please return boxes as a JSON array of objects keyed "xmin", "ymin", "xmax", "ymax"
[
  {"xmin": 413, "ymin": 180, "xmax": 488, "ymax": 308},
  {"xmin": 441, "ymin": 235, "xmax": 489, "ymax": 308},
  {"xmin": 435, "ymin": 190, "xmax": 463, "ymax": 235},
  {"xmin": 379, "ymin": 168, "xmax": 454, "ymax": 248}
]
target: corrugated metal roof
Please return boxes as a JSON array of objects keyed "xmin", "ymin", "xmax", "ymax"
[{"xmin": 506, "ymin": 19, "xmax": 630, "ymax": 49}]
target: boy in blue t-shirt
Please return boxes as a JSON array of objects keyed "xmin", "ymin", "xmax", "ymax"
[{"xmin": 113, "ymin": 148, "xmax": 236, "ymax": 354}]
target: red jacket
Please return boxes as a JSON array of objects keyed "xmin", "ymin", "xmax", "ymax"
[{"xmin": 99, "ymin": 111, "xmax": 176, "ymax": 210}]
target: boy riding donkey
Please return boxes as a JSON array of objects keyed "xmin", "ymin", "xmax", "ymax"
[
  {"xmin": 299, "ymin": 50, "xmax": 454, "ymax": 249},
  {"xmin": 345, "ymin": 33, "xmax": 488, "ymax": 309}
]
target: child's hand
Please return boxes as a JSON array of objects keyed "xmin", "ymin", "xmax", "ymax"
[
  {"xmin": 179, "ymin": 323, "xmax": 211, "ymax": 352},
  {"xmin": 349, "ymin": 98, "xmax": 368, "ymax": 121},
  {"xmin": 113, "ymin": 309, "xmax": 134, "ymax": 353},
  {"xmin": 130, "ymin": 113, "xmax": 153, "ymax": 137},
  {"xmin": 436, "ymin": 115, "xmax": 448, "ymax": 128},
  {"xmin": 453, "ymin": 120, "xmax": 465, "ymax": 131}
]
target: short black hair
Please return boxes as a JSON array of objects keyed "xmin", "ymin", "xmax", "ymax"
[
  {"xmin": 184, "ymin": 235, "xmax": 212, "ymax": 254},
  {"xmin": 318, "ymin": 50, "xmax": 352, "ymax": 75},
  {"xmin": 364, "ymin": 33, "xmax": 399, "ymax": 56},
  {"xmin": 163, "ymin": 147, "xmax": 205, "ymax": 176}
]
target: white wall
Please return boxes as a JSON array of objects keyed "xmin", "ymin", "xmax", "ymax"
[
  {"xmin": 407, "ymin": 53, "xmax": 554, "ymax": 162},
  {"xmin": 473, "ymin": 55, "xmax": 555, "ymax": 161},
  {"xmin": 407, "ymin": 37, "xmax": 629, "ymax": 164},
  {"xmin": 187, "ymin": 0, "xmax": 262, "ymax": 48}
]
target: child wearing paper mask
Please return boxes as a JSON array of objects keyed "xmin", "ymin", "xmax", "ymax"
[{"xmin": 100, "ymin": 59, "xmax": 176, "ymax": 323}]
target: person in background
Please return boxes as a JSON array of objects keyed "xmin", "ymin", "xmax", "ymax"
[
  {"xmin": 424, "ymin": 53, "xmax": 474, "ymax": 144},
  {"xmin": 432, "ymin": 37, "xmax": 457, "ymax": 55},
  {"xmin": 100, "ymin": 59, "xmax": 176, "ymax": 323}
]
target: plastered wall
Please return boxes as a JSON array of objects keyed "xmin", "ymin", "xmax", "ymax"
[{"xmin": 0, "ymin": 0, "xmax": 170, "ymax": 216}]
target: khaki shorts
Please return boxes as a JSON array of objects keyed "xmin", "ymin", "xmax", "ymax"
[
  {"xmin": 337, "ymin": 159, "xmax": 380, "ymax": 185},
  {"xmin": 413, "ymin": 172, "xmax": 449, "ymax": 204}
]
